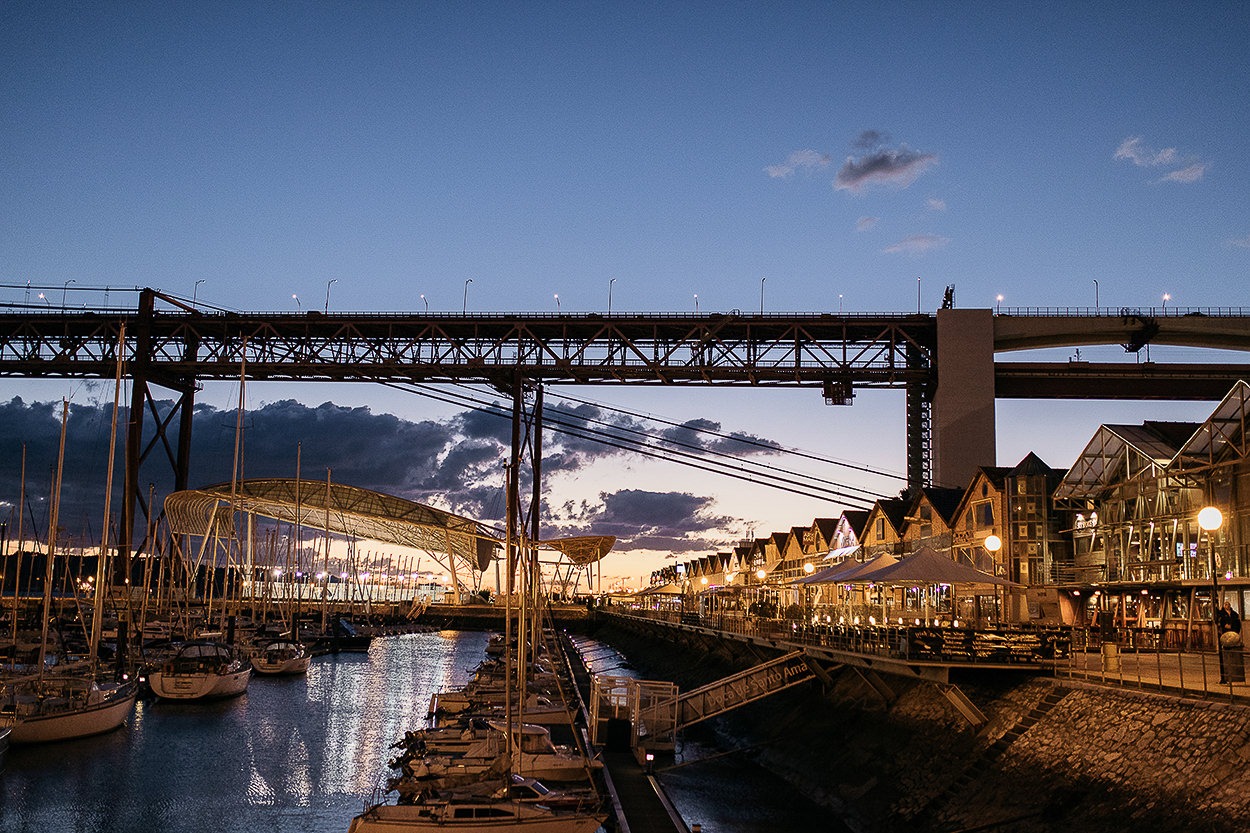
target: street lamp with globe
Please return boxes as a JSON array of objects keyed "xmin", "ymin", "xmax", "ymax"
[
  {"xmin": 1198, "ymin": 506, "xmax": 1224, "ymax": 652},
  {"xmin": 984, "ymin": 534, "xmax": 1003, "ymax": 626}
]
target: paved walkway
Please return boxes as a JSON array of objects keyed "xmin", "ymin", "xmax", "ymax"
[{"xmin": 1056, "ymin": 646, "xmax": 1249, "ymax": 703}]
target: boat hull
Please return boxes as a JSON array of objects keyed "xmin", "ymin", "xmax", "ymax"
[
  {"xmin": 2, "ymin": 683, "xmax": 137, "ymax": 744},
  {"xmin": 251, "ymin": 655, "xmax": 311, "ymax": 675},
  {"xmin": 149, "ymin": 667, "xmax": 251, "ymax": 700},
  {"xmin": 348, "ymin": 802, "xmax": 605, "ymax": 833}
]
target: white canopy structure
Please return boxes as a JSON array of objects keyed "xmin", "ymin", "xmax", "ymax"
[{"xmin": 163, "ymin": 478, "xmax": 615, "ymax": 594}]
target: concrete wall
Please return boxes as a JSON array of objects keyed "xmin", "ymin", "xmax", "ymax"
[{"xmin": 934, "ymin": 308, "xmax": 997, "ymax": 488}]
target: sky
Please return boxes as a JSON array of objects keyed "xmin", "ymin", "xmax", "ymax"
[{"xmin": 2, "ymin": 2, "xmax": 1248, "ymax": 588}]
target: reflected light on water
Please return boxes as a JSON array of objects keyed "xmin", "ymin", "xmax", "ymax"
[{"xmin": 1, "ymin": 631, "xmax": 490, "ymax": 833}]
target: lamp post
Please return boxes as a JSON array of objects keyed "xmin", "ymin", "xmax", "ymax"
[
  {"xmin": 995, "ymin": 294, "xmax": 1003, "ymax": 314},
  {"xmin": 608, "ymin": 278, "xmax": 615, "ymax": 315},
  {"xmin": 62, "ymin": 279, "xmax": 76, "ymax": 311},
  {"xmin": 984, "ymin": 534, "xmax": 1003, "ymax": 626},
  {"xmin": 759, "ymin": 277, "xmax": 766, "ymax": 314},
  {"xmin": 693, "ymin": 294, "xmax": 699, "ymax": 314},
  {"xmin": 554, "ymin": 293, "xmax": 561, "ymax": 313},
  {"xmin": 194, "ymin": 279, "xmax": 205, "ymax": 306},
  {"xmin": 1093, "ymin": 279, "xmax": 1099, "ymax": 311},
  {"xmin": 1162, "ymin": 292, "xmax": 1171, "ymax": 310},
  {"xmin": 324, "ymin": 279, "xmax": 336, "ymax": 314},
  {"xmin": 420, "ymin": 293, "xmax": 428, "ymax": 313},
  {"xmin": 1199, "ymin": 505, "xmax": 1222, "ymax": 588},
  {"xmin": 463, "ymin": 279, "xmax": 473, "ymax": 313},
  {"xmin": 292, "ymin": 293, "xmax": 301, "ymax": 312},
  {"xmin": 838, "ymin": 293, "xmax": 843, "ymax": 314},
  {"xmin": 803, "ymin": 561, "xmax": 815, "ymax": 633}
]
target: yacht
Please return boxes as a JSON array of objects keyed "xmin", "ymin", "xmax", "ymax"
[
  {"xmin": 0, "ymin": 676, "xmax": 137, "ymax": 743},
  {"xmin": 250, "ymin": 641, "xmax": 311, "ymax": 676},
  {"xmin": 148, "ymin": 640, "xmax": 251, "ymax": 700}
]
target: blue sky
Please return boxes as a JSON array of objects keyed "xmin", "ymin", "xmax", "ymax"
[{"xmin": 3, "ymin": 2, "xmax": 1248, "ymax": 586}]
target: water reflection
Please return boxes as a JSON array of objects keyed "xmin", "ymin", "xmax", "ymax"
[{"xmin": 1, "ymin": 631, "xmax": 490, "ymax": 833}]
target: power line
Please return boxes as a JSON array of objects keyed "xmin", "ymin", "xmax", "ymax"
[{"xmin": 378, "ymin": 380, "xmax": 882, "ymax": 508}]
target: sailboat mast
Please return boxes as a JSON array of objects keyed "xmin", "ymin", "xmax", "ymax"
[
  {"xmin": 37, "ymin": 399, "xmax": 70, "ymax": 683},
  {"xmin": 90, "ymin": 323, "xmax": 126, "ymax": 669},
  {"xmin": 9, "ymin": 443, "xmax": 25, "ymax": 665}
]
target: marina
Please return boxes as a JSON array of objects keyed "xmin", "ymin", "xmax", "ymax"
[{"xmin": 0, "ymin": 628, "xmax": 837, "ymax": 833}]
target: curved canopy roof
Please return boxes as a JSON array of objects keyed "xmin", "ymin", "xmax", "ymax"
[{"xmin": 163, "ymin": 478, "xmax": 614, "ymax": 574}]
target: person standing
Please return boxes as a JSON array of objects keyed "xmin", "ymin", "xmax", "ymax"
[{"xmin": 1216, "ymin": 600, "xmax": 1243, "ymax": 684}]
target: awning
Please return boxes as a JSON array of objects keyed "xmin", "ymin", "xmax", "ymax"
[{"xmin": 853, "ymin": 546, "xmax": 1018, "ymax": 587}]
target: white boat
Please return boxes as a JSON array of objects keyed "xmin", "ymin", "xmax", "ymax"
[
  {"xmin": 148, "ymin": 641, "xmax": 251, "ymax": 700},
  {"xmin": 400, "ymin": 720, "xmax": 599, "ymax": 785},
  {"xmin": 250, "ymin": 641, "xmax": 311, "ymax": 676},
  {"xmin": 0, "ymin": 676, "xmax": 137, "ymax": 743},
  {"xmin": 348, "ymin": 800, "xmax": 605, "ymax": 833}
]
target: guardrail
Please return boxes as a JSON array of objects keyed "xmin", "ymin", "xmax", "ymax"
[{"xmin": 617, "ymin": 608, "xmax": 1070, "ymax": 665}]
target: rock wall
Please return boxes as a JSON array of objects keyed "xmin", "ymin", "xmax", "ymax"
[{"xmin": 592, "ymin": 619, "xmax": 1250, "ymax": 833}]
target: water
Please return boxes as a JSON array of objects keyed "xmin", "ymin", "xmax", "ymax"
[
  {"xmin": 1, "ymin": 631, "xmax": 490, "ymax": 833},
  {"xmin": 567, "ymin": 635, "xmax": 847, "ymax": 833},
  {"xmin": 4, "ymin": 631, "xmax": 842, "ymax": 833}
]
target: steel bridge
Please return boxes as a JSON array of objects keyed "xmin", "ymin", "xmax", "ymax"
[{"xmin": 2, "ymin": 288, "xmax": 1249, "ymax": 558}]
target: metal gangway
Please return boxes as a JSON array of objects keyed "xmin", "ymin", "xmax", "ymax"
[{"xmin": 590, "ymin": 651, "xmax": 819, "ymax": 753}]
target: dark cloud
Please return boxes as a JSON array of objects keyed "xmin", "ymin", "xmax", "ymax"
[
  {"xmin": 852, "ymin": 130, "xmax": 890, "ymax": 150},
  {"xmin": 0, "ymin": 396, "xmax": 775, "ymax": 555},
  {"xmin": 550, "ymin": 488, "xmax": 739, "ymax": 554},
  {"xmin": 658, "ymin": 418, "xmax": 781, "ymax": 455},
  {"xmin": 835, "ymin": 135, "xmax": 937, "ymax": 192}
]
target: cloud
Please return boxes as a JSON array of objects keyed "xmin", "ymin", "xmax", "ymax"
[
  {"xmin": 852, "ymin": 130, "xmax": 889, "ymax": 150},
  {"xmin": 765, "ymin": 149, "xmax": 832, "ymax": 178},
  {"xmin": 1157, "ymin": 162, "xmax": 1206, "ymax": 184},
  {"xmin": 883, "ymin": 233, "xmax": 950, "ymax": 255},
  {"xmin": 0, "ymin": 395, "xmax": 782, "ymax": 557},
  {"xmin": 835, "ymin": 136, "xmax": 937, "ymax": 192},
  {"xmin": 1228, "ymin": 234, "xmax": 1250, "ymax": 249},
  {"xmin": 552, "ymin": 489, "xmax": 739, "ymax": 553},
  {"xmin": 855, "ymin": 216, "xmax": 879, "ymax": 232},
  {"xmin": 926, "ymin": 197, "xmax": 947, "ymax": 212},
  {"xmin": 1114, "ymin": 137, "xmax": 1178, "ymax": 167},
  {"xmin": 1114, "ymin": 136, "xmax": 1205, "ymax": 185}
]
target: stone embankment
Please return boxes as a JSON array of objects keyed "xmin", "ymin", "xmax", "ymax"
[{"xmin": 592, "ymin": 620, "xmax": 1250, "ymax": 833}]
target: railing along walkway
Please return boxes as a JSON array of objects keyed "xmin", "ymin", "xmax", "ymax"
[{"xmin": 612, "ymin": 608, "xmax": 1250, "ymax": 703}]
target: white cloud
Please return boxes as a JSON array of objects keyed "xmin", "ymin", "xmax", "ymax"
[
  {"xmin": 926, "ymin": 197, "xmax": 947, "ymax": 212},
  {"xmin": 1115, "ymin": 136, "xmax": 1205, "ymax": 185},
  {"xmin": 765, "ymin": 149, "xmax": 831, "ymax": 178},
  {"xmin": 855, "ymin": 216, "xmax": 879, "ymax": 232},
  {"xmin": 1158, "ymin": 162, "xmax": 1206, "ymax": 184},
  {"xmin": 1114, "ymin": 137, "xmax": 1178, "ymax": 167},
  {"xmin": 883, "ymin": 233, "xmax": 949, "ymax": 255},
  {"xmin": 1228, "ymin": 234, "xmax": 1250, "ymax": 249}
]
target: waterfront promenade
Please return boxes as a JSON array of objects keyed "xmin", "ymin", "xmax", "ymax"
[{"xmin": 606, "ymin": 606, "xmax": 1250, "ymax": 705}]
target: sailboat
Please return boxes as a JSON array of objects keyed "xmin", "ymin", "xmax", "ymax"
[
  {"xmin": 250, "ymin": 640, "xmax": 310, "ymax": 675},
  {"xmin": 0, "ymin": 395, "xmax": 137, "ymax": 743},
  {"xmin": 148, "ymin": 639, "xmax": 250, "ymax": 700},
  {"xmin": 0, "ymin": 674, "xmax": 138, "ymax": 743}
]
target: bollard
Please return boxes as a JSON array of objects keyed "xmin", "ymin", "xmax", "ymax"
[{"xmin": 1101, "ymin": 641, "xmax": 1120, "ymax": 673}]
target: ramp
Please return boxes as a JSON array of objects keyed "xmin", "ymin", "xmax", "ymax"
[{"xmin": 674, "ymin": 650, "xmax": 815, "ymax": 730}]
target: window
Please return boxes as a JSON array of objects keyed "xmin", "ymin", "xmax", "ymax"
[{"xmin": 974, "ymin": 502, "xmax": 994, "ymax": 527}]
